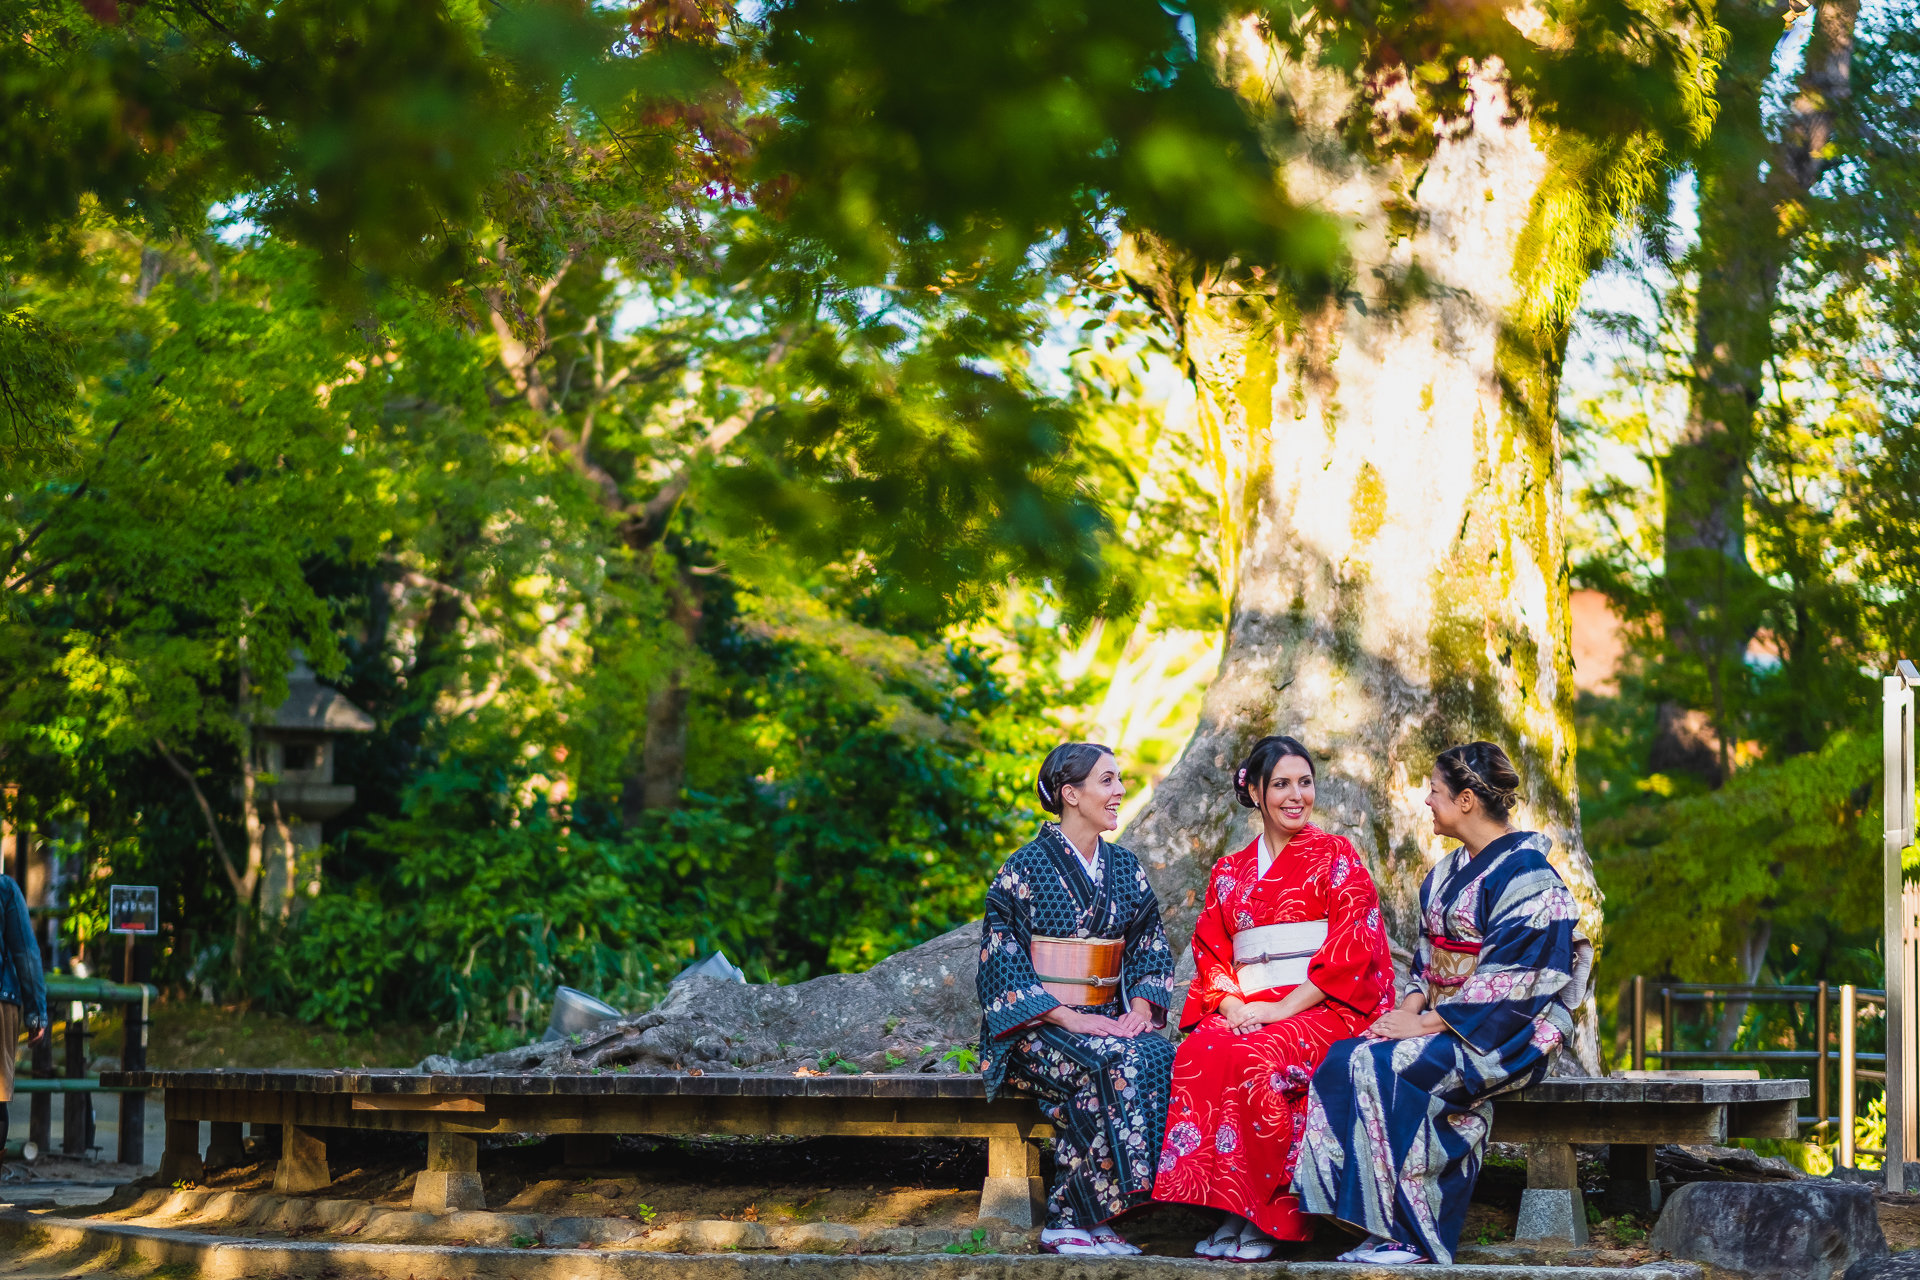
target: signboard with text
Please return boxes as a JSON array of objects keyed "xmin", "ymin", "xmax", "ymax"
[{"xmin": 109, "ymin": 884, "xmax": 160, "ymax": 935}]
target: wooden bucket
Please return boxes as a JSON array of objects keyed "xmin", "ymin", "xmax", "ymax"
[{"xmin": 1030, "ymin": 936, "xmax": 1124, "ymax": 1008}]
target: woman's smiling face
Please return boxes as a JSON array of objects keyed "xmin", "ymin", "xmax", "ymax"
[
  {"xmin": 1257, "ymin": 753, "xmax": 1315, "ymax": 836},
  {"xmin": 1063, "ymin": 752, "xmax": 1125, "ymax": 833}
]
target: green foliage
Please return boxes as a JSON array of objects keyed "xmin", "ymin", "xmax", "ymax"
[
  {"xmin": 938, "ymin": 1044, "xmax": 980, "ymax": 1073},
  {"xmin": 1565, "ymin": 2, "xmax": 1920, "ymax": 1021},
  {"xmin": 944, "ymin": 1229, "xmax": 992, "ymax": 1255},
  {"xmin": 1589, "ymin": 726, "xmax": 1879, "ymax": 985}
]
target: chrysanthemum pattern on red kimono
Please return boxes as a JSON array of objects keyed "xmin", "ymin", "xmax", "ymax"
[{"xmin": 1151, "ymin": 825, "xmax": 1395, "ymax": 1241}]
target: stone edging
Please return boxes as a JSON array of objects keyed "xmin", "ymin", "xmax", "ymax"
[{"xmin": 0, "ymin": 1207, "xmax": 1704, "ymax": 1280}]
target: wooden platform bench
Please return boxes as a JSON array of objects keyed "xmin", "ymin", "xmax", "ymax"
[{"xmin": 104, "ymin": 1068, "xmax": 1806, "ymax": 1239}]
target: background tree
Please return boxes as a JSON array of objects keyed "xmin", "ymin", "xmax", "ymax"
[{"xmin": 1569, "ymin": 0, "xmax": 1920, "ymax": 1049}]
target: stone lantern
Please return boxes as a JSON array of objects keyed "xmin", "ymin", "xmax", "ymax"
[{"xmin": 254, "ymin": 653, "xmax": 375, "ymax": 913}]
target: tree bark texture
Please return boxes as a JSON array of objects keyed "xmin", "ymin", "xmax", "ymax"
[
  {"xmin": 1655, "ymin": 0, "xmax": 1859, "ymax": 778},
  {"xmin": 1122, "ymin": 44, "xmax": 1602, "ymax": 1067}
]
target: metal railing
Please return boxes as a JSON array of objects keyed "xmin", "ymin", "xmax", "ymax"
[
  {"xmin": 19, "ymin": 974, "xmax": 155, "ymax": 1166},
  {"xmin": 1628, "ymin": 976, "xmax": 1884, "ymax": 1166}
]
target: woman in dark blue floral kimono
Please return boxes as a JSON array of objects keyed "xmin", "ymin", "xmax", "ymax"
[
  {"xmin": 977, "ymin": 742, "xmax": 1176, "ymax": 1256},
  {"xmin": 1294, "ymin": 742, "xmax": 1593, "ymax": 1266}
]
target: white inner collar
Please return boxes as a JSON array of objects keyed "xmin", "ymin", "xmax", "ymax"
[{"xmin": 1257, "ymin": 834, "xmax": 1280, "ymax": 880}]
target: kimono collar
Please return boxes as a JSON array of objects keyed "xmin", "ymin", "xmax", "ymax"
[
  {"xmin": 1039, "ymin": 822, "xmax": 1106, "ymax": 888},
  {"xmin": 1254, "ymin": 823, "xmax": 1321, "ymax": 879},
  {"xmin": 1439, "ymin": 829, "xmax": 1533, "ymax": 901}
]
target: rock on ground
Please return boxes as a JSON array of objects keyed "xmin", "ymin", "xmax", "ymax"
[
  {"xmin": 1651, "ymin": 1180, "xmax": 1887, "ymax": 1280},
  {"xmin": 428, "ymin": 922, "xmax": 983, "ymax": 1075},
  {"xmin": 1849, "ymin": 1252, "xmax": 1920, "ymax": 1280}
]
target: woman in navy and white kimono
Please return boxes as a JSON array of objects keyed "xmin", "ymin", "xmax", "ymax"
[
  {"xmin": 1293, "ymin": 741, "xmax": 1592, "ymax": 1266},
  {"xmin": 977, "ymin": 742, "xmax": 1176, "ymax": 1256}
]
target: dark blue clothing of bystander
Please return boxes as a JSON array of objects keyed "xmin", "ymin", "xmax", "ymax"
[{"xmin": 0, "ymin": 874, "xmax": 46, "ymax": 1030}]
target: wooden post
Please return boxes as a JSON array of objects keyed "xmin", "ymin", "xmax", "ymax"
[
  {"xmin": 62, "ymin": 1001, "xmax": 89, "ymax": 1157},
  {"xmin": 980, "ymin": 1132, "xmax": 1043, "ymax": 1228},
  {"xmin": 1884, "ymin": 669, "xmax": 1915, "ymax": 1192},
  {"xmin": 272, "ymin": 1123, "xmax": 331, "ymax": 1194},
  {"xmin": 159, "ymin": 1116, "xmax": 204, "ymax": 1184},
  {"xmin": 1632, "ymin": 976, "xmax": 1646, "ymax": 1073},
  {"xmin": 1840, "ymin": 984, "xmax": 1857, "ymax": 1169},
  {"xmin": 412, "ymin": 1131, "xmax": 484, "ymax": 1213},
  {"xmin": 204, "ymin": 1121, "xmax": 246, "ymax": 1170},
  {"xmin": 1812, "ymin": 990, "xmax": 1827, "ymax": 1136},
  {"xmin": 1515, "ymin": 1143, "xmax": 1589, "ymax": 1244},
  {"xmin": 117, "ymin": 978, "xmax": 147, "ymax": 1166}
]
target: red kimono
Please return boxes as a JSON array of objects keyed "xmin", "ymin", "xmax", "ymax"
[{"xmin": 1151, "ymin": 825, "xmax": 1395, "ymax": 1240}]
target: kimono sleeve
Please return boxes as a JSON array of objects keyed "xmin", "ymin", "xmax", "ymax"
[
  {"xmin": 1121, "ymin": 860, "xmax": 1175, "ymax": 1026},
  {"xmin": 1433, "ymin": 856, "xmax": 1582, "ymax": 1057},
  {"xmin": 976, "ymin": 860, "xmax": 1059, "ymax": 1041},
  {"xmin": 1179, "ymin": 861, "xmax": 1243, "ymax": 1028},
  {"xmin": 1305, "ymin": 839, "xmax": 1394, "ymax": 1018}
]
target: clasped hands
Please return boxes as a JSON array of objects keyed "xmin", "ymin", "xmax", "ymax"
[
  {"xmin": 1217, "ymin": 996, "xmax": 1287, "ymax": 1035},
  {"xmin": 1044, "ymin": 997, "xmax": 1157, "ymax": 1038},
  {"xmin": 1366, "ymin": 997, "xmax": 1448, "ymax": 1041}
]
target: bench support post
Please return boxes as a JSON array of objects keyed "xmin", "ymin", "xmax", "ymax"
[
  {"xmin": 1606, "ymin": 1142, "xmax": 1660, "ymax": 1214},
  {"xmin": 980, "ymin": 1133, "xmax": 1043, "ymax": 1228},
  {"xmin": 273, "ymin": 1123, "xmax": 331, "ymax": 1195},
  {"xmin": 204, "ymin": 1120, "xmax": 247, "ymax": 1170},
  {"xmin": 414, "ymin": 1131, "xmax": 485, "ymax": 1213},
  {"xmin": 1515, "ymin": 1142, "xmax": 1588, "ymax": 1245},
  {"xmin": 158, "ymin": 1116, "xmax": 204, "ymax": 1185}
]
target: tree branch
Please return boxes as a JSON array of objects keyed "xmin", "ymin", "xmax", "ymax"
[{"xmin": 154, "ymin": 738, "xmax": 248, "ymax": 899}]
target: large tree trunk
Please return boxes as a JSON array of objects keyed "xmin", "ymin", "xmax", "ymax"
[
  {"xmin": 1122, "ymin": 44, "xmax": 1603, "ymax": 1069},
  {"xmin": 1654, "ymin": 0, "xmax": 1859, "ymax": 779}
]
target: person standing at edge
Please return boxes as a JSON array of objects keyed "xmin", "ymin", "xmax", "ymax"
[
  {"xmin": 1294, "ymin": 741, "xmax": 1593, "ymax": 1266},
  {"xmin": 0, "ymin": 866, "xmax": 49, "ymax": 1163},
  {"xmin": 1153, "ymin": 735, "xmax": 1396, "ymax": 1261},
  {"xmin": 976, "ymin": 742, "xmax": 1176, "ymax": 1256}
]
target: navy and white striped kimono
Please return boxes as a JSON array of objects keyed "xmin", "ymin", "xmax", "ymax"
[
  {"xmin": 1293, "ymin": 831, "xmax": 1592, "ymax": 1263},
  {"xmin": 977, "ymin": 823, "xmax": 1176, "ymax": 1228}
]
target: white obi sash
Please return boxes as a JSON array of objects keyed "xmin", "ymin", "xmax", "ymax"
[{"xmin": 1232, "ymin": 920, "xmax": 1328, "ymax": 993}]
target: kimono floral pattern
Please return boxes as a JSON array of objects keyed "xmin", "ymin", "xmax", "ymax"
[
  {"xmin": 1294, "ymin": 831, "xmax": 1593, "ymax": 1263},
  {"xmin": 1151, "ymin": 827, "xmax": 1395, "ymax": 1240},
  {"xmin": 976, "ymin": 824, "xmax": 1176, "ymax": 1228}
]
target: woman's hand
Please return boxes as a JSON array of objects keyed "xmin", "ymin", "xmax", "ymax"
[
  {"xmin": 1368, "ymin": 1006, "xmax": 1446, "ymax": 1040},
  {"xmin": 1110, "ymin": 999, "xmax": 1156, "ymax": 1037},
  {"xmin": 1224, "ymin": 1000, "xmax": 1285, "ymax": 1035},
  {"xmin": 1044, "ymin": 999, "xmax": 1155, "ymax": 1038}
]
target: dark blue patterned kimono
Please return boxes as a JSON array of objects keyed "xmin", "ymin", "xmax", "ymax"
[
  {"xmin": 1294, "ymin": 832, "xmax": 1592, "ymax": 1263},
  {"xmin": 977, "ymin": 823, "xmax": 1177, "ymax": 1228}
]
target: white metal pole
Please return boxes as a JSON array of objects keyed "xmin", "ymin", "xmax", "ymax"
[{"xmin": 1886, "ymin": 668, "xmax": 1917, "ymax": 1191}]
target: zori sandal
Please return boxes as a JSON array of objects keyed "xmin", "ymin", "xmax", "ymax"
[
  {"xmin": 1090, "ymin": 1225, "xmax": 1142, "ymax": 1255},
  {"xmin": 1197, "ymin": 1215, "xmax": 1246, "ymax": 1257},
  {"xmin": 1227, "ymin": 1222, "xmax": 1278, "ymax": 1262},
  {"xmin": 1038, "ymin": 1229, "xmax": 1106, "ymax": 1256}
]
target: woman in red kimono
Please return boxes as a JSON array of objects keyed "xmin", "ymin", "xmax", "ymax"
[{"xmin": 1152, "ymin": 735, "xmax": 1396, "ymax": 1260}]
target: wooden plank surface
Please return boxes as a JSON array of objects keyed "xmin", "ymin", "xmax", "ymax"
[{"xmin": 109, "ymin": 1068, "xmax": 1806, "ymax": 1106}]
